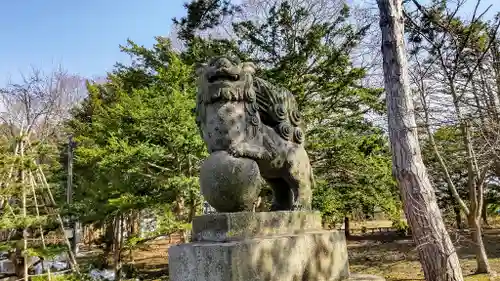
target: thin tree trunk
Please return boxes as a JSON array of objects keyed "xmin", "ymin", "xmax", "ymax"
[
  {"xmin": 453, "ymin": 205, "xmax": 462, "ymax": 230},
  {"xmin": 344, "ymin": 217, "xmax": 350, "ymax": 238},
  {"xmin": 448, "ymin": 188, "xmax": 463, "ymax": 229},
  {"xmin": 463, "ymin": 122, "xmax": 491, "ymax": 274},
  {"xmin": 132, "ymin": 211, "xmax": 139, "ymax": 236},
  {"xmin": 188, "ymin": 197, "xmax": 197, "ymax": 222},
  {"xmin": 20, "ymin": 138, "xmax": 29, "ymax": 281},
  {"xmin": 481, "ymin": 202, "xmax": 489, "ymax": 226},
  {"xmin": 103, "ymin": 222, "xmax": 114, "ymax": 267},
  {"xmin": 11, "ymin": 249, "xmax": 26, "ymax": 279},
  {"xmin": 174, "ymin": 196, "xmax": 186, "ymax": 221},
  {"xmin": 377, "ymin": 0, "xmax": 464, "ymax": 280},
  {"xmin": 113, "ymin": 215, "xmax": 123, "ymax": 281},
  {"xmin": 468, "ymin": 215, "xmax": 490, "ymax": 273},
  {"xmin": 128, "ymin": 211, "xmax": 136, "ymax": 264}
]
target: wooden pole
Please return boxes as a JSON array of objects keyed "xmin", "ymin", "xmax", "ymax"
[
  {"xmin": 29, "ymin": 171, "xmax": 51, "ymax": 280},
  {"xmin": 24, "ymin": 138, "xmax": 80, "ymax": 273},
  {"xmin": 67, "ymin": 136, "xmax": 80, "ymax": 255},
  {"xmin": 20, "ymin": 135, "xmax": 29, "ymax": 281},
  {"xmin": 67, "ymin": 136, "xmax": 73, "ymax": 204},
  {"xmin": 35, "ymin": 167, "xmax": 79, "ymax": 273}
]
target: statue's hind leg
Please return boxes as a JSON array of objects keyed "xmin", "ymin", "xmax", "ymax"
[{"xmin": 283, "ymin": 147, "xmax": 313, "ymax": 210}]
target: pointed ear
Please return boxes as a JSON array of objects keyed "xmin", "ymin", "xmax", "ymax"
[
  {"xmin": 241, "ymin": 62, "xmax": 256, "ymax": 74},
  {"xmin": 195, "ymin": 63, "xmax": 207, "ymax": 76}
]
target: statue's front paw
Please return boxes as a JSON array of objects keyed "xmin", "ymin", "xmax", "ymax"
[
  {"xmin": 261, "ymin": 151, "xmax": 274, "ymax": 161},
  {"xmin": 292, "ymin": 202, "xmax": 304, "ymax": 211}
]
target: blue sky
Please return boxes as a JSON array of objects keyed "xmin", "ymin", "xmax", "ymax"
[
  {"xmin": 0, "ymin": 0, "xmax": 497, "ymax": 85},
  {"xmin": 0, "ymin": 0, "xmax": 186, "ymax": 83}
]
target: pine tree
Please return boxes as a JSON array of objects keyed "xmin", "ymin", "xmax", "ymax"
[
  {"xmin": 65, "ymin": 39, "xmax": 206, "ymax": 277},
  {"xmin": 173, "ymin": 0, "xmax": 400, "ymax": 225}
]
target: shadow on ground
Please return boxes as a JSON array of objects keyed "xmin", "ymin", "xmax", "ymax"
[
  {"xmin": 79, "ymin": 228, "xmax": 500, "ymax": 281},
  {"xmin": 347, "ymin": 228, "xmax": 500, "ymax": 281}
]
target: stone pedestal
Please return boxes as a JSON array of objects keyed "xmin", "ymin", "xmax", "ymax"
[{"xmin": 168, "ymin": 211, "xmax": 384, "ymax": 281}]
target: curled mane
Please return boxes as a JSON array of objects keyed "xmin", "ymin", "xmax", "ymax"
[{"xmin": 253, "ymin": 77, "xmax": 305, "ymax": 144}]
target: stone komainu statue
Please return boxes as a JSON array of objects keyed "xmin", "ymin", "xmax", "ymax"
[{"xmin": 195, "ymin": 56, "xmax": 314, "ymax": 212}]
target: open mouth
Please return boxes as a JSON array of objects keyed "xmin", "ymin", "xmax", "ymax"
[{"xmin": 208, "ymin": 71, "xmax": 240, "ymax": 83}]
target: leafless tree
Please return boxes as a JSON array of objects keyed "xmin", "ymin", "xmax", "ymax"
[
  {"xmin": 0, "ymin": 66, "xmax": 88, "ymax": 142},
  {"xmin": 405, "ymin": 0, "xmax": 500, "ymax": 274}
]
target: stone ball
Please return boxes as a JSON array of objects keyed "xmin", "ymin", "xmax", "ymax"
[{"xmin": 200, "ymin": 150, "xmax": 262, "ymax": 212}]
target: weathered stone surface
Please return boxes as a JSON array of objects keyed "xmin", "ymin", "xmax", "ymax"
[
  {"xmin": 195, "ymin": 56, "xmax": 314, "ymax": 212},
  {"xmin": 200, "ymin": 151, "xmax": 262, "ymax": 213},
  {"xmin": 192, "ymin": 211, "xmax": 322, "ymax": 242},
  {"xmin": 168, "ymin": 230, "xmax": 349, "ymax": 281}
]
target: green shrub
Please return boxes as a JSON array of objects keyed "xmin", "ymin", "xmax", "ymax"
[{"xmin": 392, "ymin": 219, "xmax": 409, "ymax": 236}]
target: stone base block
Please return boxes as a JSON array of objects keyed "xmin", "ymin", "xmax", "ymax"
[
  {"xmin": 192, "ymin": 211, "xmax": 322, "ymax": 242},
  {"xmin": 168, "ymin": 230, "xmax": 349, "ymax": 281}
]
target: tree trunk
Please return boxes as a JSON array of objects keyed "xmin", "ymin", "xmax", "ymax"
[
  {"xmin": 450, "ymin": 189, "xmax": 463, "ymax": 229},
  {"xmin": 344, "ymin": 217, "xmax": 350, "ymax": 238},
  {"xmin": 103, "ymin": 222, "xmax": 115, "ymax": 267},
  {"xmin": 453, "ymin": 205, "xmax": 462, "ymax": 229},
  {"xmin": 128, "ymin": 211, "xmax": 138, "ymax": 264},
  {"xmin": 481, "ymin": 203, "xmax": 489, "ymax": 226},
  {"xmin": 463, "ymin": 122, "xmax": 492, "ymax": 274},
  {"xmin": 188, "ymin": 197, "xmax": 198, "ymax": 222},
  {"xmin": 468, "ymin": 215, "xmax": 490, "ymax": 274},
  {"xmin": 113, "ymin": 215, "xmax": 123, "ymax": 281},
  {"xmin": 174, "ymin": 196, "xmax": 186, "ymax": 221},
  {"xmin": 9, "ymin": 249, "xmax": 25, "ymax": 279},
  {"xmin": 133, "ymin": 210, "xmax": 140, "ymax": 236},
  {"xmin": 377, "ymin": 0, "xmax": 464, "ymax": 280}
]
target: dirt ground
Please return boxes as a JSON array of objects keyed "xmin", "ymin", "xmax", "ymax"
[
  {"xmin": 347, "ymin": 228, "xmax": 500, "ymax": 281},
  {"xmin": 122, "ymin": 227, "xmax": 500, "ymax": 281}
]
